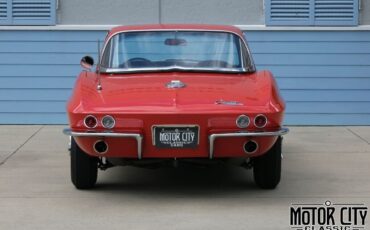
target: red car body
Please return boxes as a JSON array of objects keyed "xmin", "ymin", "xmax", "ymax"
[
  {"xmin": 64, "ymin": 24, "xmax": 288, "ymax": 189},
  {"xmin": 68, "ymin": 70, "xmax": 285, "ymax": 158}
]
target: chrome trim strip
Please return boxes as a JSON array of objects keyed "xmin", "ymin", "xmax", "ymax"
[
  {"xmin": 63, "ymin": 128, "xmax": 143, "ymax": 159},
  {"xmin": 104, "ymin": 66, "xmax": 247, "ymax": 74},
  {"xmin": 215, "ymin": 99, "xmax": 243, "ymax": 106},
  {"xmin": 100, "ymin": 29, "xmax": 256, "ymax": 73},
  {"xmin": 208, "ymin": 127, "xmax": 289, "ymax": 159}
]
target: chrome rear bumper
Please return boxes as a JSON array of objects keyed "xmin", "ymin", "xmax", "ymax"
[
  {"xmin": 63, "ymin": 127, "xmax": 289, "ymax": 160},
  {"xmin": 63, "ymin": 129, "xmax": 143, "ymax": 159},
  {"xmin": 208, "ymin": 127, "xmax": 289, "ymax": 159}
]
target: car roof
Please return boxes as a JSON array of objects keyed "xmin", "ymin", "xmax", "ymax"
[{"xmin": 108, "ymin": 24, "xmax": 244, "ymax": 38}]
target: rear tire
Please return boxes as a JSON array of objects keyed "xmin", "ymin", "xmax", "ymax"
[
  {"xmin": 253, "ymin": 136, "xmax": 282, "ymax": 189},
  {"xmin": 70, "ymin": 137, "xmax": 98, "ymax": 189}
]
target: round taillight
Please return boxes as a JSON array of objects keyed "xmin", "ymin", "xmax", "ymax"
[
  {"xmin": 84, "ymin": 115, "xmax": 97, "ymax": 128},
  {"xmin": 101, "ymin": 115, "xmax": 115, "ymax": 129},
  {"xmin": 254, "ymin": 114, "xmax": 267, "ymax": 128},
  {"xmin": 236, "ymin": 115, "xmax": 250, "ymax": 128}
]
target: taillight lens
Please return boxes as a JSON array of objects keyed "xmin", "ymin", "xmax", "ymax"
[
  {"xmin": 236, "ymin": 115, "xmax": 250, "ymax": 128},
  {"xmin": 254, "ymin": 114, "xmax": 267, "ymax": 128},
  {"xmin": 101, "ymin": 115, "xmax": 115, "ymax": 129},
  {"xmin": 84, "ymin": 115, "xmax": 98, "ymax": 128}
]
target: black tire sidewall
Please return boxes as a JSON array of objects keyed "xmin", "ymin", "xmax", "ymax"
[
  {"xmin": 253, "ymin": 136, "xmax": 282, "ymax": 189},
  {"xmin": 70, "ymin": 137, "xmax": 98, "ymax": 189}
]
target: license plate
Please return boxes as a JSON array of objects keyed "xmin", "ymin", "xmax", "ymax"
[{"xmin": 153, "ymin": 126, "xmax": 199, "ymax": 148}]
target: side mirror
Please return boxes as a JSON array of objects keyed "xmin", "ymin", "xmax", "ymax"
[{"xmin": 80, "ymin": 56, "xmax": 94, "ymax": 71}]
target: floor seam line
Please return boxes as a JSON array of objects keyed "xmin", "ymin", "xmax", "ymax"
[
  {"xmin": 346, "ymin": 128, "xmax": 370, "ymax": 145},
  {"xmin": 0, "ymin": 125, "xmax": 44, "ymax": 166}
]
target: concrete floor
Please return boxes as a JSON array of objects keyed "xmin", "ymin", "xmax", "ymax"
[{"xmin": 0, "ymin": 126, "xmax": 369, "ymax": 230}]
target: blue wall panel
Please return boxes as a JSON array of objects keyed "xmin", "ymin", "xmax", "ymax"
[
  {"xmin": 246, "ymin": 30, "xmax": 370, "ymax": 125},
  {"xmin": 0, "ymin": 30, "xmax": 369, "ymax": 125},
  {"xmin": 0, "ymin": 30, "xmax": 106, "ymax": 124}
]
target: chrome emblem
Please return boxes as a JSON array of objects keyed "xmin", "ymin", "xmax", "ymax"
[
  {"xmin": 215, "ymin": 99, "xmax": 243, "ymax": 106},
  {"xmin": 166, "ymin": 80, "xmax": 186, "ymax": 89}
]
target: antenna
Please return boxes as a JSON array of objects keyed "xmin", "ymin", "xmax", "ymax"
[{"xmin": 97, "ymin": 39, "xmax": 102, "ymax": 91}]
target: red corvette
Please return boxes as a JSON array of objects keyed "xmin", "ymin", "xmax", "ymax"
[{"xmin": 63, "ymin": 24, "xmax": 288, "ymax": 189}]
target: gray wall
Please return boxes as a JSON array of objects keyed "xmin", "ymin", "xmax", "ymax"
[
  {"xmin": 159, "ymin": 0, "xmax": 264, "ymax": 24},
  {"xmin": 57, "ymin": 0, "xmax": 370, "ymax": 26},
  {"xmin": 57, "ymin": 0, "xmax": 159, "ymax": 25},
  {"xmin": 57, "ymin": 0, "xmax": 264, "ymax": 25},
  {"xmin": 361, "ymin": 0, "xmax": 370, "ymax": 25}
]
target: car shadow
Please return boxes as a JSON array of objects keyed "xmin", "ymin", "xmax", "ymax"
[{"xmin": 91, "ymin": 164, "xmax": 268, "ymax": 197}]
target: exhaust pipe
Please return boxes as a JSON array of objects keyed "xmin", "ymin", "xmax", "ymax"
[
  {"xmin": 94, "ymin": 140, "xmax": 108, "ymax": 154},
  {"xmin": 243, "ymin": 140, "xmax": 258, "ymax": 154}
]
